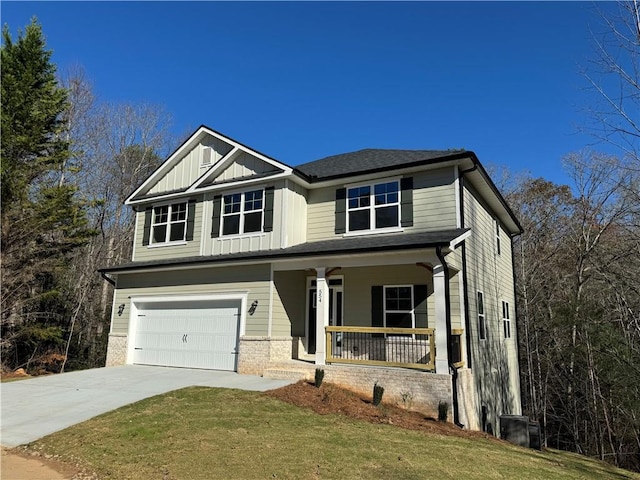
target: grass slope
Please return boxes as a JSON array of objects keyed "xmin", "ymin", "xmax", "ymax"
[{"xmin": 31, "ymin": 387, "xmax": 638, "ymax": 480}]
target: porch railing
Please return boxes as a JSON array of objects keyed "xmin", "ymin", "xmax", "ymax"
[{"xmin": 325, "ymin": 326, "xmax": 435, "ymax": 371}]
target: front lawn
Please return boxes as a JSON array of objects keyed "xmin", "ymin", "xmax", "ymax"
[{"xmin": 29, "ymin": 386, "xmax": 638, "ymax": 479}]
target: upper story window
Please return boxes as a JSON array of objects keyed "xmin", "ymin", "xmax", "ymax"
[
  {"xmin": 222, "ymin": 189, "xmax": 264, "ymax": 236},
  {"xmin": 142, "ymin": 199, "xmax": 196, "ymax": 247},
  {"xmin": 495, "ymin": 220, "xmax": 502, "ymax": 255},
  {"xmin": 347, "ymin": 180, "xmax": 400, "ymax": 232},
  {"xmin": 335, "ymin": 177, "xmax": 412, "ymax": 236},
  {"xmin": 152, "ymin": 202, "xmax": 187, "ymax": 244}
]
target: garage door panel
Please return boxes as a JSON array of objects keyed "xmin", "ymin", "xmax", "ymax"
[{"xmin": 133, "ymin": 300, "xmax": 241, "ymax": 371}]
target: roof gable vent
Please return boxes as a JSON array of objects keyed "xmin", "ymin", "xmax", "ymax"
[{"xmin": 201, "ymin": 146, "xmax": 213, "ymax": 167}]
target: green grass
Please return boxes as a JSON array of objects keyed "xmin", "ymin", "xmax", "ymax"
[{"xmin": 30, "ymin": 387, "xmax": 639, "ymax": 480}]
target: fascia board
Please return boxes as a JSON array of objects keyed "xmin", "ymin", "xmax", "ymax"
[
  {"xmin": 187, "ymin": 146, "xmax": 241, "ymax": 192},
  {"xmin": 126, "ymin": 126, "xmax": 212, "ymax": 204},
  {"xmin": 126, "ymin": 125, "xmax": 293, "ymax": 205}
]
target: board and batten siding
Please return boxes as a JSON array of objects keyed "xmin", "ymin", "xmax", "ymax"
[
  {"xmin": 201, "ymin": 180, "xmax": 286, "ymax": 256},
  {"xmin": 463, "ymin": 184, "xmax": 521, "ymax": 420},
  {"xmin": 147, "ymin": 141, "xmax": 232, "ymax": 195},
  {"xmin": 212, "ymin": 151, "xmax": 281, "ymax": 183},
  {"xmin": 306, "ymin": 167, "xmax": 458, "ymax": 242},
  {"xmin": 132, "ymin": 200, "xmax": 203, "ymax": 262},
  {"xmin": 283, "ymin": 181, "xmax": 308, "ymax": 247},
  {"xmin": 111, "ymin": 264, "xmax": 271, "ymax": 337}
]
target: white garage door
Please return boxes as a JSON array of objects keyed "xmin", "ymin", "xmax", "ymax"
[{"xmin": 133, "ymin": 300, "xmax": 241, "ymax": 371}]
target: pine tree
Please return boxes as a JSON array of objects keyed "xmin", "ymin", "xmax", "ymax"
[{"xmin": 1, "ymin": 18, "xmax": 93, "ymax": 372}]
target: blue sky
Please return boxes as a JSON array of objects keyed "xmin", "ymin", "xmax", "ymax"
[{"xmin": 1, "ymin": 1, "xmax": 617, "ymax": 186}]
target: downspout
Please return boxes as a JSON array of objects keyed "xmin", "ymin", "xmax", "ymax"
[
  {"xmin": 458, "ymin": 164, "xmax": 478, "ymax": 369},
  {"xmin": 436, "ymin": 245, "xmax": 463, "ymax": 428},
  {"xmin": 100, "ymin": 271, "xmax": 116, "ymax": 287}
]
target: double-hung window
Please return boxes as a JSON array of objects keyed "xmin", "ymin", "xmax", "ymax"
[
  {"xmin": 347, "ymin": 180, "xmax": 400, "ymax": 232},
  {"xmin": 478, "ymin": 291, "xmax": 486, "ymax": 340},
  {"xmin": 151, "ymin": 202, "xmax": 187, "ymax": 244},
  {"xmin": 384, "ymin": 285, "xmax": 414, "ymax": 329},
  {"xmin": 222, "ymin": 189, "xmax": 263, "ymax": 236},
  {"xmin": 502, "ymin": 301, "xmax": 511, "ymax": 338}
]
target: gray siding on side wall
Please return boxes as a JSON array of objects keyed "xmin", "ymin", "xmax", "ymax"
[
  {"xmin": 463, "ymin": 184, "xmax": 521, "ymax": 429},
  {"xmin": 110, "ymin": 264, "xmax": 271, "ymax": 337}
]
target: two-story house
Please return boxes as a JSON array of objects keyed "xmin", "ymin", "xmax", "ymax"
[{"xmin": 99, "ymin": 125, "xmax": 523, "ymax": 432}]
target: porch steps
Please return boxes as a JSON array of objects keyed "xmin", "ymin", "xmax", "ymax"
[{"xmin": 263, "ymin": 361, "xmax": 316, "ymax": 381}]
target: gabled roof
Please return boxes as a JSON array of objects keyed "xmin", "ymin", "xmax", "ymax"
[
  {"xmin": 99, "ymin": 229, "xmax": 469, "ymax": 274},
  {"xmin": 294, "ymin": 148, "xmax": 467, "ymax": 181}
]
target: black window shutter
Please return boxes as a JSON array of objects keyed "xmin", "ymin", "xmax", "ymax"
[
  {"xmin": 335, "ymin": 188, "xmax": 347, "ymax": 234},
  {"xmin": 413, "ymin": 284, "xmax": 429, "ymax": 328},
  {"xmin": 371, "ymin": 286, "xmax": 384, "ymax": 335},
  {"xmin": 211, "ymin": 195, "xmax": 222, "ymax": 238},
  {"xmin": 263, "ymin": 186, "xmax": 275, "ymax": 232},
  {"xmin": 142, "ymin": 206, "xmax": 152, "ymax": 246},
  {"xmin": 400, "ymin": 177, "xmax": 414, "ymax": 227},
  {"xmin": 185, "ymin": 199, "xmax": 196, "ymax": 241}
]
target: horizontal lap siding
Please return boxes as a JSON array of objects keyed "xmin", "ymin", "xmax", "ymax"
[
  {"xmin": 272, "ymin": 271, "xmax": 306, "ymax": 337},
  {"xmin": 306, "ymin": 167, "xmax": 458, "ymax": 242},
  {"xmin": 409, "ymin": 168, "xmax": 458, "ymax": 231},
  {"xmin": 463, "ymin": 185, "xmax": 520, "ymax": 417},
  {"xmin": 342, "ymin": 266, "xmax": 434, "ymax": 328},
  {"xmin": 133, "ymin": 201, "xmax": 203, "ymax": 262},
  {"xmin": 111, "ymin": 264, "xmax": 271, "ymax": 337},
  {"xmin": 306, "ymin": 187, "xmax": 335, "ymax": 242}
]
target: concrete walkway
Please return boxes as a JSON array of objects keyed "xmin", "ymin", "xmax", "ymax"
[{"xmin": 0, "ymin": 365, "xmax": 293, "ymax": 447}]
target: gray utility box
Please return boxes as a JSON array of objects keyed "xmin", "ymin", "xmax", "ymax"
[{"xmin": 500, "ymin": 415, "xmax": 530, "ymax": 448}]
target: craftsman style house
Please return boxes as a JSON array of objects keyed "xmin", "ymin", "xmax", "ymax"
[{"xmin": 100, "ymin": 125, "xmax": 523, "ymax": 431}]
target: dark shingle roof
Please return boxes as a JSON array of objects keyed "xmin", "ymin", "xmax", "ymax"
[
  {"xmin": 294, "ymin": 148, "xmax": 468, "ymax": 181},
  {"xmin": 100, "ymin": 229, "xmax": 468, "ymax": 274}
]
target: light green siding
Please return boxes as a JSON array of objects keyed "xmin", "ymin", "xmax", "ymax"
[
  {"xmin": 272, "ymin": 270, "xmax": 306, "ymax": 337},
  {"xmin": 132, "ymin": 199, "xmax": 203, "ymax": 262},
  {"xmin": 306, "ymin": 167, "xmax": 458, "ymax": 242},
  {"xmin": 111, "ymin": 264, "xmax": 270, "ymax": 336},
  {"xmin": 408, "ymin": 167, "xmax": 458, "ymax": 232}
]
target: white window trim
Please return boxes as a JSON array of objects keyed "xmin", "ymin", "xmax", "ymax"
[
  {"xmin": 221, "ymin": 188, "xmax": 265, "ymax": 237},
  {"xmin": 383, "ymin": 285, "xmax": 415, "ymax": 329},
  {"xmin": 149, "ymin": 201, "xmax": 188, "ymax": 246},
  {"xmin": 495, "ymin": 220, "xmax": 502, "ymax": 256},
  {"xmin": 345, "ymin": 177, "xmax": 401, "ymax": 234},
  {"xmin": 477, "ymin": 290, "xmax": 486, "ymax": 341},
  {"xmin": 502, "ymin": 300, "xmax": 511, "ymax": 339}
]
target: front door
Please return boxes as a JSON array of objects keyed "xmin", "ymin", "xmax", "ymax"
[{"xmin": 307, "ymin": 279, "xmax": 343, "ymax": 355}]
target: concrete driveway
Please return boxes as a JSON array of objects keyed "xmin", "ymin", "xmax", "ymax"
[{"xmin": 0, "ymin": 365, "xmax": 292, "ymax": 447}]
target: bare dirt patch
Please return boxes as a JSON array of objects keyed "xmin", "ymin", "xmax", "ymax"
[
  {"xmin": 265, "ymin": 380, "xmax": 492, "ymax": 440},
  {"xmin": 1, "ymin": 447, "xmax": 80, "ymax": 480}
]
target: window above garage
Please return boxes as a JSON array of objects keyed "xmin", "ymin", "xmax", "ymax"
[
  {"xmin": 211, "ymin": 186, "xmax": 275, "ymax": 238},
  {"xmin": 142, "ymin": 199, "xmax": 196, "ymax": 247}
]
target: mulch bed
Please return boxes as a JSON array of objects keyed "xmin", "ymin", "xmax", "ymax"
[{"xmin": 265, "ymin": 380, "xmax": 492, "ymax": 440}]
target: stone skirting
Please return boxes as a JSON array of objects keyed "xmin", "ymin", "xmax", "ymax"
[
  {"xmin": 237, "ymin": 336, "xmax": 293, "ymax": 375},
  {"xmin": 105, "ymin": 333, "xmax": 128, "ymax": 366}
]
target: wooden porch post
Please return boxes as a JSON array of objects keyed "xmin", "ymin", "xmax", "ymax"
[
  {"xmin": 433, "ymin": 263, "xmax": 450, "ymax": 374},
  {"xmin": 315, "ymin": 267, "xmax": 329, "ymax": 365}
]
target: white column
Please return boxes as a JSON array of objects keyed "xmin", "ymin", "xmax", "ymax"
[
  {"xmin": 315, "ymin": 267, "xmax": 330, "ymax": 365},
  {"xmin": 433, "ymin": 264, "xmax": 450, "ymax": 374}
]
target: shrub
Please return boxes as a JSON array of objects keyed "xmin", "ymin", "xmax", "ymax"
[
  {"xmin": 372, "ymin": 382, "xmax": 384, "ymax": 406},
  {"xmin": 438, "ymin": 401, "xmax": 449, "ymax": 422},
  {"xmin": 314, "ymin": 368, "xmax": 325, "ymax": 388}
]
